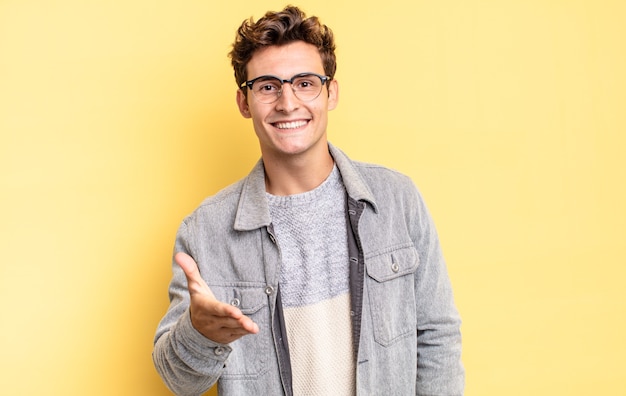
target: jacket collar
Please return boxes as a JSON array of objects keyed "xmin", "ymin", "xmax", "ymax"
[{"xmin": 234, "ymin": 143, "xmax": 378, "ymax": 231}]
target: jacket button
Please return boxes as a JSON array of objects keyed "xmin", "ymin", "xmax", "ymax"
[
  {"xmin": 265, "ymin": 286, "xmax": 275, "ymax": 295},
  {"xmin": 391, "ymin": 263, "xmax": 400, "ymax": 273},
  {"xmin": 230, "ymin": 298, "xmax": 240, "ymax": 307},
  {"xmin": 215, "ymin": 347, "xmax": 225, "ymax": 356},
  {"xmin": 269, "ymin": 234, "xmax": 277, "ymax": 244}
]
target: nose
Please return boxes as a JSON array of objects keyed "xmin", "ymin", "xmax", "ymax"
[{"xmin": 275, "ymin": 83, "xmax": 300, "ymax": 113}]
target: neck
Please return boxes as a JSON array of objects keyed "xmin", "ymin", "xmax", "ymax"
[{"xmin": 262, "ymin": 145, "xmax": 334, "ymax": 196}]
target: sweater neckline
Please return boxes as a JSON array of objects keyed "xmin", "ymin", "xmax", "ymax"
[{"xmin": 266, "ymin": 165, "xmax": 343, "ymax": 207}]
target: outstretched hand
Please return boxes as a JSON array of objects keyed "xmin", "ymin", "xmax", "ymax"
[{"xmin": 175, "ymin": 252, "xmax": 259, "ymax": 344}]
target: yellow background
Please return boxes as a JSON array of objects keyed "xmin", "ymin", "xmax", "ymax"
[{"xmin": 1, "ymin": 0, "xmax": 624, "ymax": 395}]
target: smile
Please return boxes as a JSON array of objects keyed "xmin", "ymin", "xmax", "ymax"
[{"xmin": 273, "ymin": 120, "xmax": 309, "ymax": 130}]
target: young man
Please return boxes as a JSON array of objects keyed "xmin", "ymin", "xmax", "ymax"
[{"xmin": 153, "ymin": 6, "xmax": 464, "ymax": 396}]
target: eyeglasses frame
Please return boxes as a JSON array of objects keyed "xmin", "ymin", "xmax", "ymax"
[{"xmin": 239, "ymin": 72, "xmax": 331, "ymax": 103}]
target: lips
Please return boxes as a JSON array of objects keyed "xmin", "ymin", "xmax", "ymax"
[{"xmin": 273, "ymin": 120, "xmax": 309, "ymax": 130}]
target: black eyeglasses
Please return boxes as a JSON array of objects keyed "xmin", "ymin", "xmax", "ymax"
[{"xmin": 240, "ymin": 72, "xmax": 331, "ymax": 104}]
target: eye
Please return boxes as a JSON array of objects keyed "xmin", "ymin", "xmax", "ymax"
[
  {"xmin": 258, "ymin": 83, "xmax": 278, "ymax": 92},
  {"xmin": 253, "ymin": 78, "xmax": 281, "ymax": 94},
  {"xmin": 294, "ymin": 77, "xmax": 318, "ymax": 90}
]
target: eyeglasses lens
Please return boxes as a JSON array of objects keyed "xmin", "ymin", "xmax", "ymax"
[{"xmin": 251, "ymin": 74, "xmax": 324, "ymax": 104}]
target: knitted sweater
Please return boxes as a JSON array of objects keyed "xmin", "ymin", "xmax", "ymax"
[{"xmin": 267, "ymin": 166, "xmax": 355, "ymax": 395}]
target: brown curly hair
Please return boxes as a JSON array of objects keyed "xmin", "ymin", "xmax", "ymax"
[{"xmin": 229, "ymin": 5, "xmax": 337, "ymax": 88}]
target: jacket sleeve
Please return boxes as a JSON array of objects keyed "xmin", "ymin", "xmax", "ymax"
[
  {"xmin": 410, "ymin": 185, "xmax": 465, "ymax": 395},
  {"xmin": 152, "ymin": 221, "xmax": 231, "ymax": 396}
]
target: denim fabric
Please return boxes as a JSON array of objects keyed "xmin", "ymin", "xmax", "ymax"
[{"xmin": 153, "ymin": 143, "xmax": 464, "ymax": 396}]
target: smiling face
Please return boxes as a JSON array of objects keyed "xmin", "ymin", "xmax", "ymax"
[{"xmin": 236, "ymin": 41, "xmax": 339, "ymax": 162}]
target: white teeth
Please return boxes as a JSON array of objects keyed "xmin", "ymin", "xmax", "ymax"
[{"xmin": 275, "ymin": 120, "xmax": 308, "ymax": 129}]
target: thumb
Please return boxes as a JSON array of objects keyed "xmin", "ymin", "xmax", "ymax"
[{"xmin": 175, "ymin": 252, "xmax": 215, "ymax": 299}]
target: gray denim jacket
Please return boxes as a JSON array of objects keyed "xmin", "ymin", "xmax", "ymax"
[{"xmin": 153, "ymin": 144, "xmax": 464, "ymax": 396}]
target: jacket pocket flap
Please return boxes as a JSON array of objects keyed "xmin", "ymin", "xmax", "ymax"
[
  {"xmin": 236, "ymin": 288, "xmax": 267, "ymax": 315},
  {"xmin": 366, "ymin": 247, "xmax": 419, "ymax": 282}
]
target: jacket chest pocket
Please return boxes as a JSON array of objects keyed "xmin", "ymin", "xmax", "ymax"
[
  {"xmin": 365, "ymin": 247, "xmax": 419, "ymax": 346},
  {"xmin": 212, "ymin": 286, "xmax": 271, "ymax": 379}
]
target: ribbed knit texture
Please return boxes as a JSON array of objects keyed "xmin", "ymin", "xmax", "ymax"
[{"xmin": 267, "ymin": 166, "xmax": 355, "ymax": 395}]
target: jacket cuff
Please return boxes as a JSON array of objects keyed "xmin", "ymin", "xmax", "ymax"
[{"xmin": 175, "ymin": 308, "xmax": 233, "ymax": 366}]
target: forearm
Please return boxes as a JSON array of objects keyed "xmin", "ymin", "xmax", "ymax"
[
  {"xmin": 411, "ymin": 188, "xmax": 465, "ymax": 394},
  {"xmin": 413, "ymin": 248, "xmax": 465, "ymax": 395},
  {"xmin": 416, "ymin": 315, "xmax": 464, "ymax": 395},
  {"xmin": 153, "ymin": 309, "xmax": 229, "ymax": 396}
]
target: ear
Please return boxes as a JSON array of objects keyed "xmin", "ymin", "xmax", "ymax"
[
  {"xmin": 327, "ymin": 78, "xmax": 339, "ymax": 111},
  {"xmin": 236, "ymin": 89, "xmax": 252, "ymax": 118}
]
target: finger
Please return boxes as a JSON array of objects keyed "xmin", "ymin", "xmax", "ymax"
[
  {"xmin": 215, "ymin": 312, "xmax": 259, "ymax": 334},
  {"xmin": 195, "ymin": 302, "xmax": 259, "ymax": 332},
  {"xmin": 205, "ymin": 300, "xmax": 245, "ymax": 319},
  {"xmin": 211, "ymin": 319, "xmax": 259, "ymax": 337},
  {"xmin": 175, "ymin": 252, "xmax": 215, "ymax": 299},
  {"xmin": 240, "ymin": 316, "xmax": 259, "ymax": 334},
  {"xmin": 210, "ymin": 317, "xmax": 253, "ymax": 332},
  {"xmin": 217, "ymin": 313, "xmax": 258, "ymax": 333}
]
